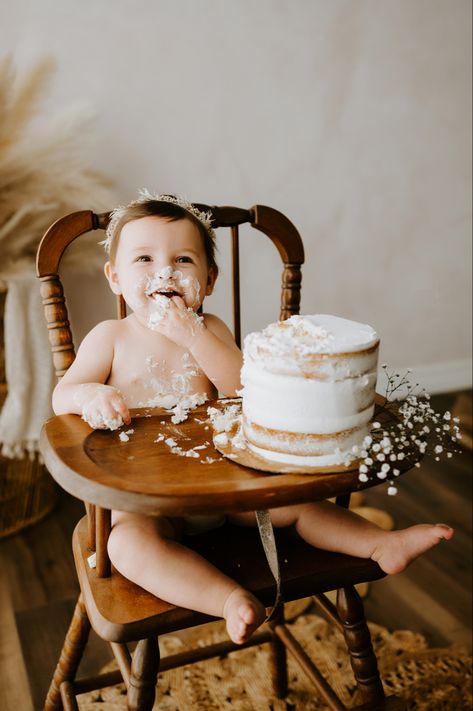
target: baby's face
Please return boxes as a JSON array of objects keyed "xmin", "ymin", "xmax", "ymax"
[{"xmin": 105, "ymin": 216, "xmax": 215, "ymax": 320}]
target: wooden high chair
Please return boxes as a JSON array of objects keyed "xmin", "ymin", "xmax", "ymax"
[{"xmin": 36, "ymin": 204, "xmax": 406, "ymax": 711}]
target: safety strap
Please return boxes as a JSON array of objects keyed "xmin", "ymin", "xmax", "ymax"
[{"xmin": 255, "ymin": 509, "xmax": 283, "ymax": 620}]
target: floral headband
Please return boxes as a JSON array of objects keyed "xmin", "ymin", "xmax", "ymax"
[{"xmin": 100, "ymin": 189, "xmax": 216, "ymax": 254}]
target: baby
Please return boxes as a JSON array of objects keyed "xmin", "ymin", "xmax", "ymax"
[{"xmin": 53, "ymin": 192, "xmax": 454, "ymax": 645}]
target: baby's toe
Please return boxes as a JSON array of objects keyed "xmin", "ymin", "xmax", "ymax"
[{"xmin": 436, "ymin": 524, "xmax": 454, "ymax": 540}]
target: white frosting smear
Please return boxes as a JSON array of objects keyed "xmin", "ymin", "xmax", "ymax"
[{"xmin": 244, "ymin": 314, "xmax": 378, "ymax": 359}]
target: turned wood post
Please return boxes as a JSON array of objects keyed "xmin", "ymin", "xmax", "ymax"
[
  {"xmin": 39, "ymin": 275, "xmax": 75, "ymax": 379},
  {"xmin": 280, "ymin": 264, "xmax": 302, "ymax": 320},
  {"xmin": 44, "ymin": 595, "xmax": 91, "ymax": 711},
  {"xmin": 95, "ymin": 506, "xmax": 112, "ymax": 578},
  {"xmin": 267, "ymin": 604, "xmax": 288, "ymax": 699},
  {"xmin": 231, "ymin": 225, "xmax": 241, "ymax": 348},
  {"xmin": 336, "ymin": 585, "xmax": 385, "ymax": 706},
  {"xmin": 127, "ymin": 637, "xmax": 161, "ymax": 711}
]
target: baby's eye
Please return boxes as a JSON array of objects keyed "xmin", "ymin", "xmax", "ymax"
[
  {"xmin": 175, "ymin": 256, "xmax": 193, "ymax": 264},
  {"xmin": 135, "ymin": 255, "xmax": 152, "ymax": 263}
]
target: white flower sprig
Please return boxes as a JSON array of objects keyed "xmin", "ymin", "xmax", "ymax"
[{"xmin": 357, "ymin": 366, "xmax": 462, "ymax": 495}]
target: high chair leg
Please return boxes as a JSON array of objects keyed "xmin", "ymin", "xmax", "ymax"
[
  {"xmin": 336, "ymin": 585, "xmax": 385, "ymax": 707},
  {"xmin": 127, "ymin": 636, "xmax": 161, "ymax": 711},
  {"xmin": 44, "ymin": 594, "xmax": 91, "ymax": 711},
  {"xmin": 267, "ymin": 604, "xmax": 288, "ymax": 698}
]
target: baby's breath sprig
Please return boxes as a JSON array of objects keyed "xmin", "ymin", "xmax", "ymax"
[{"xmin": 357, "ymin": 365, "xmax": 462, "ymax": 495}]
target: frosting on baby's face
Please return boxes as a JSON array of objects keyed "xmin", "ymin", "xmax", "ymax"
[
  {"xmin": 104, "ymin": 216, "xmax": 215, "ymax": 326},
  {"xmin": 144, "ymin": 266, "xmax": 200, "ymax": 306}
]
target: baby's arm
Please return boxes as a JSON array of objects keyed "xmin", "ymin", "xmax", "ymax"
[
  {"xmin": 190, "ymin": 313, "xmax": 243, "ymax": 396},
  {"xmin": 52, "ymin": 320, "xmax": 131, "ymax": 429}
]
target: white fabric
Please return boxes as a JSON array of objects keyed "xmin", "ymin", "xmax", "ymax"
[{"xmin": 0, "ymin": 266, "xmax": 55, "ymax": 458}]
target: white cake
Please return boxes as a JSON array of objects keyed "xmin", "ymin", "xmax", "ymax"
[{"xmin": 240, "ymin": 314, "xmax": 379, "ymax": 467}]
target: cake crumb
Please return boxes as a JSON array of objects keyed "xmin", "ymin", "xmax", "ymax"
[
  {"xmin": 207, "ymin": 404, "xmax": 240, "ymax": 433},
  {"xmin": 87, "ymin": 553, "xmax": 96, "ymax": 569}
]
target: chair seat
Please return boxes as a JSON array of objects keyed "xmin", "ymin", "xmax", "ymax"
[{"xmin": 74, "ymin": 516, "xmax": 385, "ymax": 643}]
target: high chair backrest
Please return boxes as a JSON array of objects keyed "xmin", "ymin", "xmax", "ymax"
[{"xmin": 36, "ymin": 204, "xmax": 304, "ymax": 379}]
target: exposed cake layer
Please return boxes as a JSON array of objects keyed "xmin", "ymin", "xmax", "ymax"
[
  {"xmin": 246, "ymin": 441, "xmax": 364, "ymax": 467},
  {"xmin": 243, "ymin": 416, "xmax": 371, "ymax": 466},
  {"xmin": 240, "ymin": 314, "xmax": 379, "ymax": 467}
]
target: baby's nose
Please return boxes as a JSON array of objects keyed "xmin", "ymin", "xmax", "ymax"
[{"xmin": 155, "ymin": 266, "xmax": 175, "ymax": 280}]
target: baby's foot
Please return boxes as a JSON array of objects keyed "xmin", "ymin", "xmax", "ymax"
[
  {"xmin": 223, "ymin": 588, "xmax": 266, "ymax": 644},
  {"xmin": 371, "ymin": 523, "xmax": 454, "ymax": 575}
]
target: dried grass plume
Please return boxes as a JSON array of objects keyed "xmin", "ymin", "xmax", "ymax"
[{"xmin": 0, "ymin": 54, "xmax": 115, "ymax": 276}]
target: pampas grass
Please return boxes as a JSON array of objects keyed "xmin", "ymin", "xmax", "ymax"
[{"xmin": 0, "ymin": 54, "xmax": 115, "ymax": 275}]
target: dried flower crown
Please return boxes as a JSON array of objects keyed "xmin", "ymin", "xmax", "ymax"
[{"xmin": 100, "ymin": 189, "xmax": 216, "ymax": 254}]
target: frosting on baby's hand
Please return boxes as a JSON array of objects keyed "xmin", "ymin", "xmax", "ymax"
[
  {"xmin": 73, "ymin": 384, "xmax": 129, "ymax": 430},
  {"xmin": 147, "ymin": 297, "xmax": 205, "ymax": 348}
]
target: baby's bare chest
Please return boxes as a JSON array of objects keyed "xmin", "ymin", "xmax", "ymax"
[{"xmin": 107, "ymin": 337, "xmax": 213, "ymax": 407}]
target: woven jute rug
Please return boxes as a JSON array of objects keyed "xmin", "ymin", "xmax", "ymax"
[{"xmin": 78, "ymin": 604, "xmax": 472, "ymax": 710}]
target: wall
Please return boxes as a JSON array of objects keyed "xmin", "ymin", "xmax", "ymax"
[{"xmin": 2, "ymin": 0, "xmax": 471, "ymax": 392}]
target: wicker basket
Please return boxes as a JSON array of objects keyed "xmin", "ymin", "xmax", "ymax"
[
  {"xmin": 0, "ymin": 286, "xmax": 57, "ymax": 538},
  {"xmin": 0, "ymin": 451, "xmax": 57, "ymax": 538}
]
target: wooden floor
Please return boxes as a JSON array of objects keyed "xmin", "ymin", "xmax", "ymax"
[{"xmin": 0, "ymin": 393, "xmax": 471, "ymax": 711}]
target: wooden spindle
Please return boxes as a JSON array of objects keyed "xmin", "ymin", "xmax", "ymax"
[
  {"xmin": 39, "ymin": 275, "xmax": 75, "ymax": 378},
  {"xmin": 110, "ymin": 642, "xmax": 132, "ymax": 687},
  {"xmin": 231, "ymin": 225, "xmax": 241, "ymax": 348},
  {"xmin": 280, "ymin": 264, "xmax": 302, "ymax": 321},
  {"xmin": 128, "ymin": 637, "xmax": 160, "ymax": 711},
  {"xmin": 337, "ymin": 586, "xmax": 385, "ymax": 705},
  {"xmin": 95, "ymin": 507, "xmax": 111, "ymax": 577},
  {"xmin": 85, "ymin": 503, "xmax": 96, "ymax": 551}
]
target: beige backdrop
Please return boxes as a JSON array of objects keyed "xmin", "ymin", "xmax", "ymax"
[{"xmin": 1, "ymin": 0, "xmax": 471, "ymax": 393}]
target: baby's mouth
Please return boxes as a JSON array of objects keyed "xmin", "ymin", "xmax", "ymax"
[{"xmin": 147, "ymin": 288, "xmax": 181, "ymax": 300}]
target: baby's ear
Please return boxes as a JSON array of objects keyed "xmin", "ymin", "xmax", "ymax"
[
  {"xmin": 104, "ymin": 261, "xmax": 122, "ymax": 295},
  {"xmin": 205, "ymin": 266, "xmax": 217, "ymax": 296}
]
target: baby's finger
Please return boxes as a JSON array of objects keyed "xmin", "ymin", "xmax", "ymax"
[
  {"xmin": 171, "ymin": 295, "xmax": 187, "ymax": 310},
  {"xmin": 99, "ymin": 400, "xmax": 120, "ymax": 421},
  {"xmin": 83, "ymin": 410, "xmax": 106, "ymax": 429},
  {"xmin": 97, "ymin": 403, "xmax": 124, "ymax": 430},
  {"xmin": 113, "ymin": 397, "xmax": 131, "ymax": 425}
]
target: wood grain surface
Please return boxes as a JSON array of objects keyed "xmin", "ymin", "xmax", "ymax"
[{"xmin": 1, "ymin": 396, "xmax": 470, "ymax": 711}]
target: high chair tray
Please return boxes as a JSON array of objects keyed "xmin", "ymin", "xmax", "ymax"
[{"xmin": 40, "ymin": 398, "xmax": 413, "ymax": 517}]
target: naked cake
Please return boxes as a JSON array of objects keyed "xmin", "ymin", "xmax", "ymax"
[{"xmin": 240, "ymin": 314, "xmax": 379, "ymax": 467}]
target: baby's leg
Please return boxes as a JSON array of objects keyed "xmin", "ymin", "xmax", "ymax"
[
  {"xmin": 276, "ymin": 503, "xmax": 453, "ymax": 574},
  {"xmin": 230, "ymin": 504, "xmax": 453, "ymax": 575},
  {"xmin": 108, "ymin": 511, "xmax": 265, "ymax": 644}
]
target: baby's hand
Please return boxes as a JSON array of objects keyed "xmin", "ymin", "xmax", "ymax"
[
  {"xmin": 73, "ymin": 384, "xmax": 130, "ymax": 430},
  {"xmin": 149, "ymin": 296, "xmax": 204, "ymax": 349}
]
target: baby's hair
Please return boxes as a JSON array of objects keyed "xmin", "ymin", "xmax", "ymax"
[{"xmin": 102, "ymin": 191, "xmax": 218, "ymax": 273}]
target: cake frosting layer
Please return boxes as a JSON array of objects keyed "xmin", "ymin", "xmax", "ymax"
[
  {"xmin": 245, "ymin": 441, "xmax": 361, "ymax": 467},
  {"xmin": 241, "ymin": 314, "xmax": 379, "ymax": 467},
  {"xmin": 245, "ymin": 312, "xmax": 376, "ymax": 359}
]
